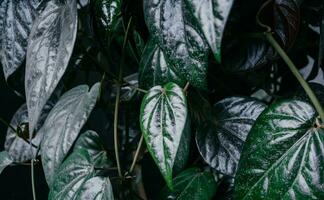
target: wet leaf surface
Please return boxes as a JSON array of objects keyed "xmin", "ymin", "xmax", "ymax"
[
  {"xmin": 140, "ymin": 82, "xmax": 189, "ymax": 189},
  {"xmin": 25, "ymin": 0, "xmax": 78, "ymax": 135},
  {"xmin": 49, "ymin": 130, "xmax": 113, "ymax": 200},
  {"xmin": 41, "ymin": 83, "xmax": 100, "ymax": 186},
  {"xmin": 196, "ymin": 97, "xmax": 266, "ymax": 176},
  {"xmin": 235, "ymin": 99, "xmax": 324, "ymax": 199}
]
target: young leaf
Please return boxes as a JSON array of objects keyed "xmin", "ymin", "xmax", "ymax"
[
  {"xmin": 184, "ymin": 0, "xmax": 235, "ymax": 63},
  {"xmin": 41, "ymin": 83, "xmax": 100, "ymax": 186},
  {"xmin": 139, "ymin": 39, "xmax": 186, "ymax": 90},
  {"xmin": 159, "ymin": 168, "xmax": 218, "ymax": 200},
  {"xmin": 140, "ymin": 82, "xmax": 189, "ymax": 189},
  {"xmin": 196, "ymin": 97, "xmax": 266, "ymax": 176},
  {"xmin": 49, "ymin": 130, "xmax": 113, "ymax": 200},
  {"xmin": 25, "ymin": 0, "xmax": 78, "ymax": 135},
  {"xmin": 0, "ymin": 151, "xmax": 13, "ymax": 175},
  {"xmin": 144, "ymin": 0, "xmax": 209, "ymax": 89},
  {"xmin": 0, "ymin": 0, "xmax": 44, "ymax": 80},
  {"xmin": 235, "ymin": 100, "xmax": 324, "ymax": 199}
]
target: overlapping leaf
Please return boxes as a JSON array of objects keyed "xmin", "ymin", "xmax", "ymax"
[
  {"xmin": 140, "ymin": 82, "xmax": 189, "ymax": 189},
  {"xmin": 139, "ymin": 39, "xmax": 186, "ymax": 90},
  {"xmin": 25, "ymin": 0, "xmax": 78, "ymax": 135},
  {"xmin": 144, "ymin": 0, "xmax": 209, "ymax": 89},
  {"xmin": 235, "ymin": 100, "xmax": 324, "ymax": 199},
  {"xmin": 159, "ymin": 168, "xmax": 218, "ymax": 200},
  {"xmin": 0, "ymin": 151, "xmax": 13, "ymax": 175},
  {"xmin": 196, "ymin": 97, "xmax": 266, "ymax": 176},
  {"xmin": 49, "ymin": 130, "xmax": 113, "ymax": 200},
  {"xmin": 0, "ymin": 0, "xmax": 44, "ymax": 79},
  {"xmin": 41, "ymin": 83, "xmax": 100, "ymax": 186},
  {"xmin": 184, "ymin": 0, "xmax": 235, "ymax": 63}
]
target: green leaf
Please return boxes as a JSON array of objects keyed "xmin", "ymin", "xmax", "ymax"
[
  {"xmin": 140, "ymin": 82, "xmax": 189, "ymax": 189},
  {"xmin": 184, "ymin": 0, "xmax": 235, "ymax": 63},
  {"xmin": 139, "ymin": 39, "xmax": 186, "ymax": 90},
  {"xmin": 25, "ymin": 0, "xmax": 78, "ymax": 135},
  {"xmin": 41, "ymin": 83, "xmax": 100, "ymax": 186},
  {"xmin": 159, "ymin": 168, "xmax": 218, "ymax": 200},
  {"xmin": 196, "ymin": 97, "xmax": 266, "ymax": 176},
  {"xmin": 49, "ymin": 130, "xmax": 113, "ymax": 200},
  {"xmin": 0, "ymin": 0, "xmax": 44, "ymax": 79},
  {"xmin": 235, "ymin": 100, "xmax": 324, "ymax": 199},
  {"xmin": 0, "ymin": 151, "xmax": 13, "ymax": 175},
  {"xmin": 144, "ymin": 0, "xmax": 209, "ymax": 89}
]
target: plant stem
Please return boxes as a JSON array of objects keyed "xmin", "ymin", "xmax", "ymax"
[
  {"xmin": 31, "ymin": 159, "xmax": 37, "ymax": 200},
  {"xmin": 183, "ymin": 82, "xmax": 190, "ymax": 92},
  {"xmin": 265, "ymin": 32, "xmax": 324, "ymax": 122},
  {"xmin": 113, "ymin": 17, "xmax": 133, "ymax": 178},
  {"xmin": 0, "ymin": 117, "xmax": 16, "ymax": 133},
  {"xmin": 129, "ymin": 135, "xmax": 144, "ymax": 174}
]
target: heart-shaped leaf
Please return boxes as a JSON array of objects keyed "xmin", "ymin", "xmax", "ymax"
[
  {"xmin": 0, "ymin": 0, "xmax": 44, "ymax": 79},
  {"xmin": 235, "ymin": 100, "xmax": 324, "ymax": 199},
  {"xmin": 0, "ymin": 151, "xmax": 13, "ymax": 175},
  {"xmin": 25, "ymin": 0, "xmax": 78, "ymax": 135},
  {"xmin": 196, "ymin": 97, "xmax": 266, "ymax": 176},
  {"xmin": 184, "ymin": 0, "xmax": 235, "ymax": 63},
  {"xmin": 41, "ymin": 83, "xmax": 100, "ymax": 186},
  {"xmin": 49, "ymin": 130, "xmax": 113, "ymax": 200},
  {"xmin": 140, "ymin": 82, "xmax": 189, "ymax": 189},
  {"xmin": 139, "ymin": 39, "xmax": 186, "ymax": 90},
  {"xmin": 159, "ymin": 168, "xmax": 218, "ymax": 200},
  {"xmin": 144, "ymin": 0, "xmax": 209, "ymax": 89}
]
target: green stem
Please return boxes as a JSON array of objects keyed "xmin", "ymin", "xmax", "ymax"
[
  {"xmin": 0, "ymin": 117, "xmax": 16, "ymax": 133},
  {"xmin": 128, "ymin": 135, "xmax": 144, "ymax": 174},
  {"xmin": 265, "ymin": 32, "xmax": 324, "ymax": 122},
  {"xmin": 31, "ymin": 159, "xmax": 37, "ymax": 200},
  {"xmin": 113, "ymin": 17, "xmax": 133, "ymax": 178}
]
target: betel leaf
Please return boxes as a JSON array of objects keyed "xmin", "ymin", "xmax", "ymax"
[
  {"xmin": 139, "ymin": 39, "xmax": 186, "ymax": 90},
  {"xmin": 5, "ymin": 104, "xmax": 40, "ymax": 162},
  {"xmin": 235, "ymin": 100, "xmax": 324, "ymax": 199},
  {"xmin": 49, "ymin": 130, "xmax": 113, "ymax": 200},
  {"xmin": 196, "ymin": 97, "xmax": 267, "ymax": 176},
  {"xmin": 0, "ymin": 0, "xmax": 44, "ymax": 79},
  {"xmin": 41, "ymin": 83, "xmax": 100, "ymax": 186},
  {"xmin": 144, "ymin": 0, "xmax": 209, "ymax": 89},
  {"xmin": 25, "ymin": 0, "xmax": 78, "ymax": 135},
  {"xmin": 140, "ymin": 82, "xmax": 189, "ymax": 189},
  {"xmin": 0, "ymin": 151, "xmax": 13, "ymax": 175},
  {"xmin": 159, "ymin": 168, "xmax": 218, "ymax": 200},
  {"xmin": 184, "ymin": 0, "xmax": 235, "ymax": 63}
]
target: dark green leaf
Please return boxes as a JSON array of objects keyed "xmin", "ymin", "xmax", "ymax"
[
  {"xmin": 196, "ymin": 97, "xmax": 266, "ymax": 176},
  {"xmin": 139, "ymin": 39, "xmax": 186, "ymax": 90},
  {"xmin": 144, "ymin": 0, "xmax": 209, "ymax": 89},
  {"xmin": 0, "ymin": 151, "xmax": 13, "ymax": 175},
  {"xmin": 0, "ymin": 0, "xmax": 44, "ymax": 79},
  {"xmin": 184, "ymin": 0, "xmax": 235, "ymax": 63},
  {"xmin": 140, "ymin": 82, "xmax": 189, "ymax": 189},
  {"xmin": 41, "ymin": 83, "xmax": 100, "ymax": 186},
  {"xmin": 235, "ymin": 100, "xmax": 324, "ymax": 199},
  {"xmin": 25, "ymin": 0, "xmax": 78, "ymax": 134},
  {"xmin": 49, "ymin": 130, "xmax": 113, "ymax": 200},
  {"xmin": 159, "ymin": 168, "xmax": 218, "ymax": 200}
]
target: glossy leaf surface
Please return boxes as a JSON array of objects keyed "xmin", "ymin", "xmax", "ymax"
[
  {"xmin": 196, "ymin": 97, "xmax": 266, "ymax": 176},
  {"xmin": 184, "ymin": 0, "xmax": 235, "ymax": 62},
  {"xmin": 25, "ymin": 0, "xmax": 78, "ymax": 135},
  {"xmin": 41, "ymin": 83, "xmax": 100, "ymax": 186},
  {"xmin": 139, "ymin": 39, "xmax": 186, "ymax": 90},
  {"xmin": 159, "ymin": 168, "xmax": 218, "ymax": 200},
  {"xmin": 144, "ymin": 0, "xmax": 209, "ymax": 89},
  {"xmin": 140, "ymin": 82, "xmax": 189, "ymax": 189},
  {"xmin": 49, "ymin": 130, "xmax": 113, "ymax": 200},
  {"xmin": 0, "ymin": 0, "xmax": 42, "ymax": 79},
  {"xmin": 5, "ymin": 104, "xmax": 41, "ymax": 162},
  {"xmin": 235, "ymin": 100, "xmax": 324, "ymax": 199},
  {"xmin": 0, "ymin": 151, "xmax": 13, "ymax": 175}
]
